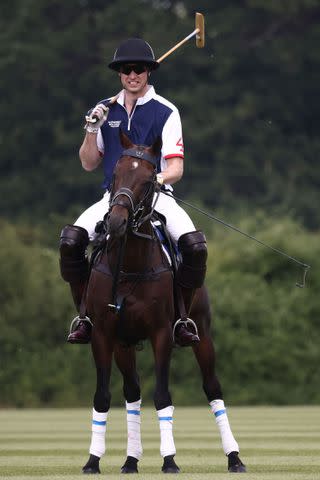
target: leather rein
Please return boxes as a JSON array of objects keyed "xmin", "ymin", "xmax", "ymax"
[
  {"xmin": 108, "ymin": 147, "xmax": 161, "ymax": 240},
  {"xmin": 102, "ymin": 148, "xmax": 167, "ymax": 312}
]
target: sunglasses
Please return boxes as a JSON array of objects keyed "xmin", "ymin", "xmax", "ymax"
[{"xmin": 120, "ymin": 64, "xmax": 148, "ymax": 75}]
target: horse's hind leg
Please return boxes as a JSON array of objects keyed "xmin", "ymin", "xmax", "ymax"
[
  {"xmin": 193, "ymin": 334, "xmax": 246, "ymax": 472},
  {"xmin": 82, "ymin": 333, "xmax": 113, "ymax": 474},
  {"xmin": 114, "ymin": 344, "xmax": 142, "ymax": 474}
]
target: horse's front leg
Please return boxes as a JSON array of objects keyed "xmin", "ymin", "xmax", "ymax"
[
  {"xmin": 82, "ymin": 324, "xmax": 114, "ymax": 474},
  {"xmin": 151, "ymin": 328, "xmax": 180, "ymax": 474},
  {"xmin": 114, "ymin": 344, "xmax": 142, "ymax": 474}
]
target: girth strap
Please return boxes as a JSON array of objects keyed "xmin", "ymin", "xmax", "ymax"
[{"xmin": 93, "ymin": 261, "xmax": 171, "ymax": 282}]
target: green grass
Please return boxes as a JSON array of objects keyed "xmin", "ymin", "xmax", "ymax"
[{"xmin": 0, "ymin": 406, "xmax": 319, "ymax": 479}]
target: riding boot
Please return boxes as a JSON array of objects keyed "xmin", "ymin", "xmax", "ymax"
[
  {"xmin": 67, "ymin": 317, "xmax": 92, "ymax": 344},
  {"xmin": 174, "ymin": 230, "xmax": 207, "ymax": 347},
  {"xmin": 59, "ymin": 225, "xmax": 92, "ymax": 344},
  {"xmin": 174, "ymin": 287, "xmax": 200, "ymax": 347},
  {"xmin": 67, "ymin": 281, "xmax": 92, "ymax": 344}
]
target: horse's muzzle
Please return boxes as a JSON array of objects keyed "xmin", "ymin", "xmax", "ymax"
[{"xmin": 107, "ymin": 207, "xmax": 129, "ymax": 238}]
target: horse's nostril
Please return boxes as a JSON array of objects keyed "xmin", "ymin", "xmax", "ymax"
[
  {"xmin": 108, "ymin": 213, "xmax": 128, "ymax": 237},
  {"xmin": 118, "ymin": 219, "xmax": 127, "ymax": 235}
]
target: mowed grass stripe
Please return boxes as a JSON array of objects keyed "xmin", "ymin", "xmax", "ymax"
[
  {"xmin": 1, "ymin": 453, "xmax": 319, "ymax": 465},
  {"xmin": 1, "ymin": 447, "xmax": 320, "ymax": 457},
  {"xmin": 1, "ymin": 464, "xmax": 320, "ymax": 476},
  {"xmin": 1, "ymin": 438, "xmax": 319, "ymax": 453},
  {"xmin": 0, "ymin": 406, "xmax": 319, "ymax": 480}
]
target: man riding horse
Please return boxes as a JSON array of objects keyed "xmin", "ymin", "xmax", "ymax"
[{"xmin": 59, "ymin": 38, "xmax": 207, "ymax": 347}]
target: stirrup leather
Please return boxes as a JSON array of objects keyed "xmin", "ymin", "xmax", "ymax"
[
  {"xmin": 172, "ymin": 317, "xmax": 199, "ymax": 343},
  {"xmin": 69, "ymin": 315, "xmax": 93, "ymax": 334}
]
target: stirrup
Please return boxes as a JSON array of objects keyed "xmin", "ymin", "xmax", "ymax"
[
  {"xmin": 69, "ymin": 315, "xmax": 93, "ymax": 334},
  {"xmin": 172, "ymin": 317, "xmax": 199, "ymax": 343}
]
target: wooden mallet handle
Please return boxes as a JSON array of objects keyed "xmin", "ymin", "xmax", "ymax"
[{"xmin": 157, "ymin": 12, "xmax": 205, "ymax": 63}]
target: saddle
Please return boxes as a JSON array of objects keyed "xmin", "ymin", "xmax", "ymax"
[
  {"xmin": 89, "ymin": 211, "xmax": 186, "ymax": 318},
  {"xmin": 151, "ymin": 215, "xmax": 198, "ymax": 340},
  {"xmin": 81, "ymin": 214, "xmax": 198, "ymax": 346}
]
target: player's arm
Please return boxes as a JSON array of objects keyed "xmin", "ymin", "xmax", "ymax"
[
  {"xmin": 159, "ymin": 109, "xmax": 185, "ymax": 185},
  {"xmin": 157, "ymin": 157, "xmax": 183, "ymax": 186},
  {"xmin": 79, "ymin": 103, "xmax": 108, "ymax": 171}
]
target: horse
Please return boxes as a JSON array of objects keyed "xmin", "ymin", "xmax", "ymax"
[{"xmin": 81, "ymin": 131, "xmax": 246, "ymax": 474}]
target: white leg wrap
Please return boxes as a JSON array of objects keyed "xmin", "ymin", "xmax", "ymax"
[
  {"xmin": 157, "ymin": 405, "xmax": 176, "ymax": 457},
  {"xmin": 89, "ymin": 408, "xmax": 108, "ymax": 458},
  {"xmin": 210, "ymin": 399, "xmax": 239, "ymax": 455},
  {"xmin": 126, "ymin": 399, "xmax": 143, "ymax": 460}
]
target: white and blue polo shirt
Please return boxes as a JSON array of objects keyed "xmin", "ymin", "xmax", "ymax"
[{"xmin": 96, "ymin": 86, "xmax": 184, "ymax": 190}]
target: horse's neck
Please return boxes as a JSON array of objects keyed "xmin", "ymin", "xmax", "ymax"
[
  {"xmin": 109, "ymin": 223, "xmax": 162, "ymax": 272},
  {"xmin": 125, "ymin": 235, "xmax": 154, "ymax": 271}
]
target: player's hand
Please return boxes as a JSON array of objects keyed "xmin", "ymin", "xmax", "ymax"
[
  {"xmin": 156, "ymin": 173, "xmax": 164, "ymax": 185},
  {"xmin": 85, "ymin": 104, "xmax": 109, "ymax": 133}
]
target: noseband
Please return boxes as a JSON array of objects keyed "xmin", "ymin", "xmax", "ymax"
[{"xmin": 110, "ymin": 187, "xmax": 136, "ymax": 213}]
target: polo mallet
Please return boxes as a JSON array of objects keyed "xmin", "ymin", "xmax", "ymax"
[
  {"xmin": 87, "ymin": 12, "xmax": 205, "ymax": 123},
  {"xmin": 157, "ymin": 12, "xmax": 205, "ymax": 63}
]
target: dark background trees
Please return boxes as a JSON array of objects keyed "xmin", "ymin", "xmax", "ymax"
[
  {"xmin": 1, "ymin": 0, "xmax": 319, "ymax": 227},
  {"xmin": 0, "ymin": 0, "xmax": 319, "ymax": 406}
]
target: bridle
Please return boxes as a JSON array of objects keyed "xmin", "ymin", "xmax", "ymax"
[
  {"xmin": 107, "ymin": 147, "xmax": 160, "ymax": 239},
  {"xmin": 109, "ymin": 182, "xmax": 158, "ymax": 238},
  {"xmin": 105, "ymin": 146, "xmax": 162, "ymax": 312}
]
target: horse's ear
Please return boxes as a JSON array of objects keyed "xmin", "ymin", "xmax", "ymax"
[
  {"xmin": 119, "ymin": 129, "xmax": 133, "ymax": 149},
  {"xmin": 151, "ymin": 136, "xmax": 162, "ymax": 157}
]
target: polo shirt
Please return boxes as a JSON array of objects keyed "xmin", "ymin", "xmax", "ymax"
[{"xmin": 96, "ymin": 86, "xmax": 184, "ymax": 190}]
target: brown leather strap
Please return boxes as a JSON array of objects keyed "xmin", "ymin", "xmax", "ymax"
[
  {"xmin": 175, "ymin": 282, "xmax": 187, "ymax": 322},
  {"xmin": 93, "ymin": 262, "xmax": 171, "ymax": 282},
  {"xmin": 79, "ymin": 281, "xmax": 88, "ymax": 319}
]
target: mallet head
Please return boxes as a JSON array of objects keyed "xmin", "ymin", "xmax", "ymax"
[{"xmin": 195, "ymin": 12, "xmax": 205, "ymax": 48}]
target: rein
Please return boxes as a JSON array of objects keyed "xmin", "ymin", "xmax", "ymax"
[
  {"xmin": 109, "ymin": 175, "xmax": 159, "ymax": 240},
  {"xmin": 105, "ymin": 154, "xmax": 162, "ymax": 312},
  {"xmin": 161, "ymin": 190, "xmax": 310, "ymax": 288},
  {"xmin": 108, "ymin": 233, "xmax": 127, "ymax": 313}
]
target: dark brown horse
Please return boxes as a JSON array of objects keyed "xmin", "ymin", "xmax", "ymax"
[{"xmin": 82, "ymin": 132, "xmax": 245, "ymax": 474}]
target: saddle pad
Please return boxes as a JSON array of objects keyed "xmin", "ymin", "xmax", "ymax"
[{"xmin": 152, "ymin": 221, "xmax": 179, "ymax": 267}]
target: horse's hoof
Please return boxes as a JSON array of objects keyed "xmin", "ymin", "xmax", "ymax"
[
  {"xmin": 121, "ymin": 467, "xmax": 138, "ymax": 474},
  {"xmin": 227, "ymin": 451, "xmax": 246, "ymax": 473},
  {"xmin": 162, "ymin": 467, "xmax": 180, "ymax": 474},
  {"xmin": 82, "ymin": 467, "xmax": 100, "ymax": 474},
  {"xmin": 162, "ymin": 455, "xmax": 180, "ymax": 474},
  {"xmin": 82, "ymin": 454, "xmax": 101, "ymax": 474},
  {"xmin": 121, "ymin": 456, "xmax": 138, "ymax": 474}
]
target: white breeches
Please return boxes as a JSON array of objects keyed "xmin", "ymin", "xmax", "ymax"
[{"xmin": 74, "ymin": 191, "xmax": 195, "ymax": 243}]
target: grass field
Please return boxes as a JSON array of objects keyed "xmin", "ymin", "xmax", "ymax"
[{"xmin": 0, "ymin": 406, "xmax": 319, "ymax": 479}]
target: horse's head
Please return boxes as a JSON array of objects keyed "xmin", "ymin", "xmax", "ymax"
[{"xmin": 107, "ymin": 131, "xmax": 162, "ymax": 238}]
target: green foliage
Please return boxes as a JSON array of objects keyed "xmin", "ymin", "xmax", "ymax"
[
  {"xmin": 0, "ymin": 220, "xmax": 94, "ymax": 406},
  {"xmin": 0, "ymin": 0, "xmax": 319, "ymax": 406},
  {"xmin": 0, "ymin": 0, "xmax": 319, "ymax": 227},
  {"xmin": 0, "ymin": 215, "xmax": 319, "ymax": 406}
]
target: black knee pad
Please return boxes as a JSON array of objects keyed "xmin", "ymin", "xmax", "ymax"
[
  {"xmin": 177, "ymin": 230, "xmax": 207, "ymax": 288},
  {"xmin": 59, "ymin": 225, "xmax": 89, "ymax": 282}
]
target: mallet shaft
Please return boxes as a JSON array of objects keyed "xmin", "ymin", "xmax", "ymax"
[{"xmin": 157, "ymin": 29, "xmax": 199, "ymax": 63}]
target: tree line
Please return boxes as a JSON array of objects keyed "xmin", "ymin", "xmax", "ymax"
[
  {"xmin": 1, "ymin": 215, "xmax": 319, "ymax": 407},
  {"xmin": 0, "ymin": 0, "xmax": 319, "ymax": 406},
  {"xmin": 0, "ymin": 0, "xmax": 319, "ymax": 227}
]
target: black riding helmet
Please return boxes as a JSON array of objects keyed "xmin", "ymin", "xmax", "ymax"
[{"xmin": 108, "ymin": 38, "xmax": 159, "ymax": 71}]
